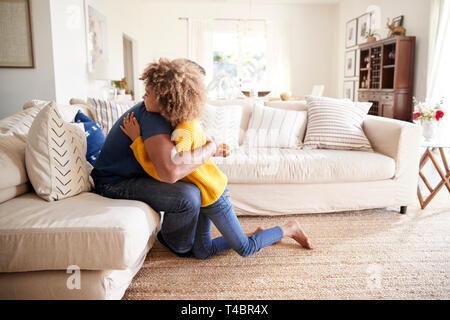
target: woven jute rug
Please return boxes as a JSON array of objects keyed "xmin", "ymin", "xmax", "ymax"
[{"xmin": 123, "ymin": 191, "xmax": 450, "ymax": 300}]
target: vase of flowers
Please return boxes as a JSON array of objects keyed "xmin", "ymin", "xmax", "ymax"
[
  {"xmin": 113, "ymin": 77, "xmax": 128, "ymax": 95},
  {"xmin": 413, "ymin": 97, "xmax": 445, "ymax": 142}
]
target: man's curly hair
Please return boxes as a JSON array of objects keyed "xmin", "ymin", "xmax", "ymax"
[{"xmin": 140, "ymin": 58, "xmax": 206, "ymax": 127}]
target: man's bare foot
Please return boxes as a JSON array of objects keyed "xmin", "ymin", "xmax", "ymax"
[{"xmin": 282, "ymin": 221, "xmax": 314, "ymax": 250}]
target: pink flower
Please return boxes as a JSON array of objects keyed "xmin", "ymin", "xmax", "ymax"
[
  {"xmin": 435, "ymin": 110, "xmax": 445, "ymax": 121},
  {"xmin": 413, "ymin": 112, "xmax": 420, "ymax": 120}
]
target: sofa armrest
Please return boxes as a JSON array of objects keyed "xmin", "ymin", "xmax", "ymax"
[{"xmin": 363, "ymin": 115, "xmax": 421, "ymax": 179}]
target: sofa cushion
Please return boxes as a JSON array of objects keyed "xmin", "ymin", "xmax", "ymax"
[
  {"xmin": 304, "ymin": 96, "xmax": 373, "ymax": 151},
  {"xmin": 243, "ymin": 104, "xmax": 307, "ymax": 149},
  {"xmin": 0, "ymin": 192, "xmax": 161, "ymax": 273},
  {"xmin": 88, "ymin": 98, "xmax": 134, "ymax": 135},
  {"xmin": 25, "ymin": 102, "xmax": 93, "ymax": 202},
  {"xmin": 200, "ymin": 103, "xmax": 242, "ymax": 149},
  {"xmin": 213, "ymin": 147, "xmax": 395, "ymax": 184},
  {"xmin": 74, "ymin": 110, "xmax": 105, "ymax": 166}
]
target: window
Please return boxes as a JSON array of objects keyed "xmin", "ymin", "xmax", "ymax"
[{"xmin": 210, "ymin": 29, "xmax": 268, "ymax": 98}]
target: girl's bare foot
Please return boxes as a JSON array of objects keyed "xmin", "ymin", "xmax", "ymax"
[{"xmin": 281, "ymin": 221, "xmax": 314, "ymax": 250}]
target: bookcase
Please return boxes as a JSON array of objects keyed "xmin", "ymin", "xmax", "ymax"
[{"xmin": 358, "ymin": 36, "xmax": 416, "ymax": 122}]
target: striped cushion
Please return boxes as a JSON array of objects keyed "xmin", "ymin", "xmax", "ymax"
[
  {"xmin": 243, "ymin": 103, "xmax": 307, "ymax": 149},
  {"xmin": 88, "ymin": 98, "xmax": 135, "ymax": 135},
  {"xmin": 304, "ymin": 96, "xmax": 373, "ymax": 151}
]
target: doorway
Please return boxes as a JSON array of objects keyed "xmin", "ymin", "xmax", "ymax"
[{"xmin": 123, "ymin": 34, "xmax": 135, "ymax": 100}]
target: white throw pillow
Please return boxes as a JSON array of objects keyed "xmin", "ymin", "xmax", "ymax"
[
  {"xmin": 304, "ymin": 96, "xmax": 373, "ymax": 151},
  {"xmin": 25, "ymin": 102, "xmax": 93, "ymax": 201},
  {"xmin": 200, "ymin": 103, "xmax": 242, "ymax": 148},
  {"xmin": 243, "ymin": 103, "xmax": 308, "ymax": 149}
]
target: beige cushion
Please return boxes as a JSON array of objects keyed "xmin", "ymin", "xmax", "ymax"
[
  {"xmin": 0, "ymin": 192, "xmax": 160, "ymax": 272},
  {"xmin": 0, "ymin": 104, "xmax": 48, "ymax": 202},
  {"xmin": 25, "ymin": 102, "xmax": 93, "ymax": 201},
  {"xmin": 264, "ymin": 100, "xmax": 308, "ymax": 111},
  {"xmin": 0, "ymin": 103, "xmax": 47, "ymax": 141},
  {"xmin": 0, "ymin": 135, "xmax": 28, "ymax": 190},
  {"xmin": 213, "ymin": 147, "xmax": 395, "ymax": 184},
  {"xmin": 0, "ymin": 183, "xmax": 31, "ymax": 204},
  {"xmin": 243, "ymin": 104, "xmax": 307, "ymax": 148},
  {"xmin": 304, "ymin": 96, "xmax": 373, "ymax": 151}
]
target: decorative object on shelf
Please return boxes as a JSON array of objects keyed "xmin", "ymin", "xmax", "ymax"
[
  {"xmin": 392, "ymin": 15, "xmax": 404, "ymax": 27},
  {"xmin": 344, "ymin": 50, "xmax": 356, "ymax": 77},
  {"xmin": 357, "ymin": 13, "xmax": 371, "ymax": 45},
  {"xmin": 387, "ymin": 17, "xmax": 406, "ymax": 37},
  {"xmin": 413, "ymin": 97, "xmax": 446, "ymax": 142},
  {"xmin": 241, "ymin": 91, "xmax": 271, "ymax": 98},
  {"xmin": 207, "ymin": 71, "xmax": 241, "ymax": 100},
  {"xmin": 363, "ymin": 30, "xmax": 380, "ymax": 43},
  {"xmin": 0, "ymin": 0, "xmax": 34, "ymax": 68},
  {"xmin": 346, "ymin": 18, "xmax": 357, "ymax": 48},
  {"xmin": 280, "ymin": 92, "xmax": 291, "ymax": 101}
]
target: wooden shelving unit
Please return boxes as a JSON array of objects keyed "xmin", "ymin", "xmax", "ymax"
[{"xmin": 358, "ymin": 36, "xmax": 416, "ymax": 122}]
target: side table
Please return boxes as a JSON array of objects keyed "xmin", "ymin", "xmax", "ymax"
[{"xmin": 417, "ymin": 140, "xmax": 450, "ymax": 209}]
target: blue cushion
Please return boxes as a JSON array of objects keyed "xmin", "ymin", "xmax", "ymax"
[{"xmin": 74, "ymin": 110, "xmax": 105, "ymax": 166}]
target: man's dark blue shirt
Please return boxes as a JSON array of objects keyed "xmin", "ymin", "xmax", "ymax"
[{"xmin": 91, "ymin": 101, "xmax": 173, "ymax": 185}]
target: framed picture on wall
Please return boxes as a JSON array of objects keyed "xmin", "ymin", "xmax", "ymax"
[
  {"xmin": 344, "ymin": 50, "xmax": 356, "ymax": 77},
  {"xmin": 346, "ymin": 18, "xmax": 357, "ymax": 48},
  {"xmin": 357, "ymin": 13, "xmax": 371, "ymax": 45},
  {"xmin": 85, "ymin": 2, "xmax": 109, "ymax": 74},
  {"xmin": 343, "ymin": 81, "xmax": 355, "ymax": 101},
  {"xmin": 0, "ymin": 0, "xmax": 34, "ymax": 68}
]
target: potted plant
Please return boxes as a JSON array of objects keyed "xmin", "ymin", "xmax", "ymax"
[
  {"xmin": 363, "ymin": 30, "xmax": 380, "ymax": 43},
  {"xmin": 113, "ymin": 77, "xmax": 128, "ymax": 95},
  {"xmin": 413, "ymin": 97, "xmax": 446, "ymax": 142}
]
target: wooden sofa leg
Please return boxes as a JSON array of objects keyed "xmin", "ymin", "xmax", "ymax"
[{"xmin": 400, "ymin": 206, "xmax": 407, "ymax": 214}]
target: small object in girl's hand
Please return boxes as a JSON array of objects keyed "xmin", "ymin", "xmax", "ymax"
[{"xmin": 220, "ymin": 144, "xmax": 231, "ymax": 157}]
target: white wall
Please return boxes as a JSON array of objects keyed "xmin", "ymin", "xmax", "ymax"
[
  {"xmin": 50, "ymin": 0, "xmax": 88, "ymax": 105},
  {"xmin": 137, "ymin": 0, "xmax": 339, "ymax": 98},
  {"xmin": 0, "ymin": 0, "xmax": 56, "ymax": 119},
  {"xmin": 337, "ymin": 0, "xmax": 432, "ymax": 101}
]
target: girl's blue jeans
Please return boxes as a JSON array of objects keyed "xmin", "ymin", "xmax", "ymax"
[{"xmin": 192, "ymin": 188, "xmax": 284, "ymax": 260}]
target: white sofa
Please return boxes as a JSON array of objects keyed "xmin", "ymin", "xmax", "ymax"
[
  {"xmin": 0, "ymin": 98, "xmax": 421, "ymax": 299},
  {"xmin": 0, "ymin": 102, "xmax": 160, "ymax": 299}
]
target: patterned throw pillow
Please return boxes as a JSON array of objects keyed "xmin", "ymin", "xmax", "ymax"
[
  {"xmin": 25, "ymin": 102, "xmax": 93, "ymax": 201},
  {"xmin": 304, "ymin": 96, "xmax": 373, "ymax": 151},
  {"xmin": 243, "ymin": 103, "xmax": 308, "ymax": 149},
  {"xmin": 74, "ymin": 110, "xmax": 105, "ymax": 166},
  {"xmin": 88, "ymin": 98, "xmax": 134, "ymax": 135},
  {"xmin": 200, "ymin": 103, "xmax": 242, "ymax": 149}
]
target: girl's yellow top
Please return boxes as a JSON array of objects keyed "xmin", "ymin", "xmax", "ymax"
[{"xmin": 129, "ymin": 119, "xmax": 228, "ymax": 207}]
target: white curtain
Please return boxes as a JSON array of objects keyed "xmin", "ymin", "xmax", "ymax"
[
  {"xmin": 427, "ymin": 0, "xmax": 450, "ymax": 138},
  {"xmin": 266, "ymin": 21, "xmax": 292, "ymax": 97},
  {"xmin": 187, "ymin": 18, "xmax": 214, "ymax": 85},
  {"xmin": 427, "ymin": 0, "xmax": 450, "ymax": 101}
]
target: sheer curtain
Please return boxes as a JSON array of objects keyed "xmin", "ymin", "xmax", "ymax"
[
  {"xmin": 266, "ymin": 21, "xmax": 292, "ymax": 98},
  {"xmin": 187, "ymin": 18, "xmax": 214, "ymax": 85},
  {"xmin": 427, "ymin": 0, "xmax": 450, "ymax": 140}
]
